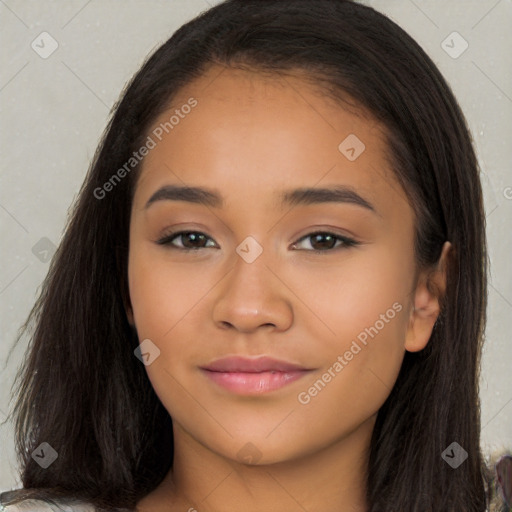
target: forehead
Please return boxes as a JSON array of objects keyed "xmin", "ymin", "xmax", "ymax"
[{"xmin": 132, "ymin": 65, "xmax": 407, "ymax": 215}]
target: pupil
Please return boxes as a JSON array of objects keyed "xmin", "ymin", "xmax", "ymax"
[
  {"xmin": 184, "ymin": 233, "xmax": 204, "ymax": 248},
  {"xmin": 313, "ymin": 234, "xmax": 335, "ymax": 250}
]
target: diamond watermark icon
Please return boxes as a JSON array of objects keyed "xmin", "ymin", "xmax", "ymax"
[
  {"xmin": 338, "ymin": 134, "xmax": 366, "ymax": 161},
  {"xmin": 441, "ymin": 31, "xmax": 468, "ymax": 59},
  {"xmin": 237, "ymin": 442, "xmax": 262, "ymax": 464},
  {"xmin": 31, "ymin": 32, "xmax": 59, "ymax": 59},
  {"xmin": 31, "ymin": 442, "xmax": 58, "ymax": 469},
  {"xmin": 32, "ymin": 237, "xmax": 57, "ymax": 263},
  {"xmin": 134, "ymin": 338, "xmax": 161, "ymax": 366},
  {"xmin": 441, "ymin": 441, "xmax": 468, "ymax": 469},
  {"xmin": 236, "ymin": 236, "xmax": 263, "ymax": 263}
]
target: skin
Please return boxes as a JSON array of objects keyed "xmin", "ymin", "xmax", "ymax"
[{"xmin": 127, "ymin": 65, "xmax": 451, "ymax": 512}]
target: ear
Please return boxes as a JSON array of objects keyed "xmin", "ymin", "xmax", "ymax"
[
  {"xmin": 405, "ymin": 241, "xmax": 452, "ymax": 352},
  {"xmin": 120, "ymin": 273, "xmax": 135, "ymax": 327},
  {"xmin": 125, "ymin": 301, "xmax": 135, "ymax": 326},
  {"xmin": 116, "ymin": 246, "xmax": 135, "ymax": 327}
]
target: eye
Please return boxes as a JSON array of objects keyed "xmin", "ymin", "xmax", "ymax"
[
  {"xmin": 155, "ymin": 230, "xmax": 359, "ymax": 253},
  {"xmin": 291, "ymin": 231, "xmax": 359, "ymax": 252},
  {"xmin": 156, "ymin": 231, "xmax": 218, "ymax": 251}
]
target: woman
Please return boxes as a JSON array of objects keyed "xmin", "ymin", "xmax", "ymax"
[{"xmin": 1, "ymin": 0, "xmax": 509, "ymax": 510}]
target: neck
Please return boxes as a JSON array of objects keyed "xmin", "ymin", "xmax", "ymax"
[{"xmin": 148, "ymin": 416, "xmax": 374, "ymax": 512}]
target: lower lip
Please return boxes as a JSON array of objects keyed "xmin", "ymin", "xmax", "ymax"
[{"xmin": 200, "ymin": 369, "xmax": 310, "ymax": 394}]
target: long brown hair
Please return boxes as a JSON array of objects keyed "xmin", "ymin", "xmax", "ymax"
[{"xmin": 1, "ymin": 1, "xmax": 490, "ymax": 510}]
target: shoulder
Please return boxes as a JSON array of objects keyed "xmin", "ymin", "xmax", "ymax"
[{"xmin": 0, "ymin": 499, "xmax": 96, "ymax": 512}]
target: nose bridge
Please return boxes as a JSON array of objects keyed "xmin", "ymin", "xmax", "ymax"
[
  {"xmin": 212, "ymin": 238, "xmax": 293, "ymax": 332},
  {"xmin": 230, "ymin": 242, "xmax": 271, "ymax": 300}
]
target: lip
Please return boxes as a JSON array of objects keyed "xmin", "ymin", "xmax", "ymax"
[
  {"xmin": 202, "ymin": 356, "xmax": 309, "ymax": 373},
  {"xmin": 199, "ymin": 356, "xmax": 314, "ymax": 394}
]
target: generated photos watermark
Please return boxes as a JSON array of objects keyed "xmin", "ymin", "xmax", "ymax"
[
  {"xmin": 297, "ymin": 301, "xmax": 403, "ymax": 405},
  {"xmin": 94, "ymin": 97, "xmax": 198, "ymax": 200}
]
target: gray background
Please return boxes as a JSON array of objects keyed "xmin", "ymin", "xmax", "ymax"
[{"xmin": 1, "ymin": 0, "xmax": 511, "ymax": 491}]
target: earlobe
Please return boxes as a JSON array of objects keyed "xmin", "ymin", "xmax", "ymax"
[{"xmin": 405, "ymin": 241, "xmax": 452, "ymax": 352}]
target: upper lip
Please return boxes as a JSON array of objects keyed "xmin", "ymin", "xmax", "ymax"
[{"xmin": 200, "ymin": 356, "xmax": 311, "ymax": 373}]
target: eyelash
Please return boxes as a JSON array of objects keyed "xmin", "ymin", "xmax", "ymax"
[{"xmin": 155, "ymin": 230, "xmax": 360, "ymax": 254}]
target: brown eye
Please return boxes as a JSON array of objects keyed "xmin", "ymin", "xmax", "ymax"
[
  {"xmin": 292, "ymin": 232, "xmax": 359, "ymax": 252},
  {"xmin": 157, "ymin": 231, "xmax": 217, "ymax": 250}
]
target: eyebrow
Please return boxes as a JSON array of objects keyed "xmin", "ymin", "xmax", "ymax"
[{"xmin": 144, "ymin": 184, "xmax": 378, "ymax": 214}]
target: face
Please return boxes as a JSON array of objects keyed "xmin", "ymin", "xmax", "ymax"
[{"xmin": 126, "ymin": 65, "xmax": 433, "ymax": 465}]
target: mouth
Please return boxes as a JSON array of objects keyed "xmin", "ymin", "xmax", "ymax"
[{"xmin": 199, "ymin": 356, "xmax": 314, "ymax": 394}]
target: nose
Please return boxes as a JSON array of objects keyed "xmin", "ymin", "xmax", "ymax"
[{"xmin": 211, "ymin": 248, "xmax": 293, "ymax": 333}]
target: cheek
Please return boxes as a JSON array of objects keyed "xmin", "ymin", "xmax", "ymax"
[
  {"xmin": 294, "ymin": 294, "xmax": 408, "ymax": 435},
  {"xmin": 289, "ymin": 244, "xmax": 413, "ymax": 346},
  {"xmin": 127, "ymin": 248, "xmax": 207, "ymax": 417},
  {"xmin": 291, "ymin": 247, "xmax": 411, "ymax": 407},
  {"xmin": 127, "ymin": 246, "xmax": 212, "ymax": 339}
]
